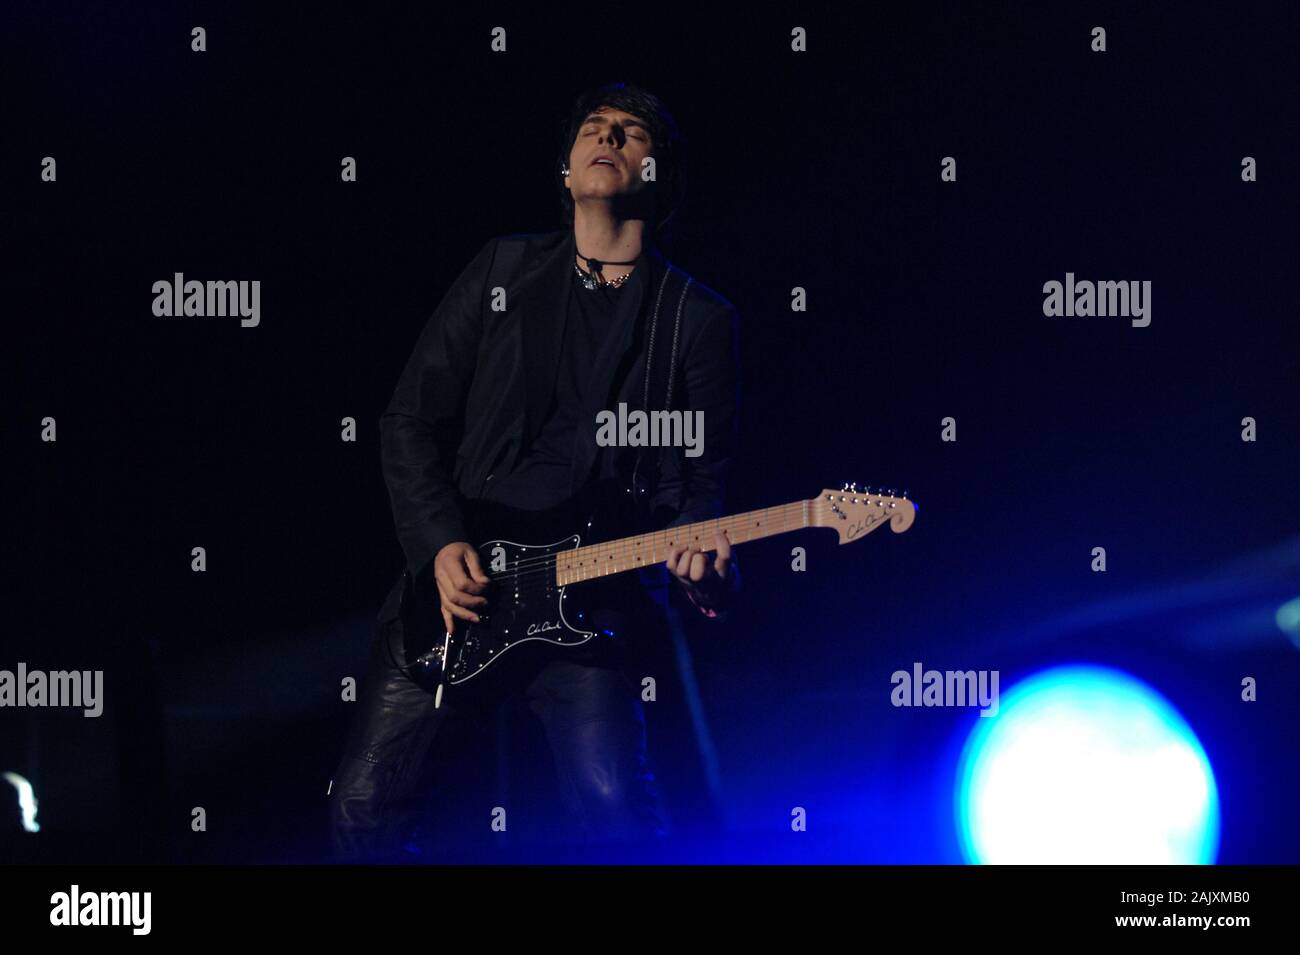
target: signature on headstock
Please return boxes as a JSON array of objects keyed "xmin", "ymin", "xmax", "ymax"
[{"xmin": 846, "ymin": 511, "xmax": 890, "ymax": 540}]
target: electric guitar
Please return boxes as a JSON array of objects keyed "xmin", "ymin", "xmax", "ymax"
[{"xmin": 396, "ymin": 480, "xmax": 916, "ymax": 705}]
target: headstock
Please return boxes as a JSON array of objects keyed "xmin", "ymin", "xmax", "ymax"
[{"xmin": 810, "ymin": 483, "xmax": 917, "ymax": 544}]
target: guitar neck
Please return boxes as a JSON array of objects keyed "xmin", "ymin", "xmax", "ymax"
[{"xmin": 555, "ymin": 501, "xmax": 808, "ymax": 586}]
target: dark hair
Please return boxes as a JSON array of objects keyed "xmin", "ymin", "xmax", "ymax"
[{"xmin": 556, "ymin": 82, "xmax": 686, "ymax": 238}]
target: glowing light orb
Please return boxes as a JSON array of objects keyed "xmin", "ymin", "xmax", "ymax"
[
  {"xmin": 957, "ymin": 665, "xmax": 1219, "ymax": 864},
  {"xmin": 1276, "ymin": 596, "xmax": 1300, "ymax": 650}
]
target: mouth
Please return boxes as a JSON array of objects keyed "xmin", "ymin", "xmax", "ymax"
[{"xmin": 590, "ymin": 156, "xmax": 619, "ymax": 169}]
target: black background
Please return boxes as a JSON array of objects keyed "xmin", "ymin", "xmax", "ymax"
[{"xmin": 5, "ymin": 2, "xmax": 1298, "ymax": 863}]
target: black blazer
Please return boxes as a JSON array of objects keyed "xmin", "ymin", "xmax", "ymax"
[{"xmin": 375, "ymin": 228, "xmax": 741, "ymax": 623}]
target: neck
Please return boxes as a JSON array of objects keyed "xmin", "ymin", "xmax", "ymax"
[
  {"xmin": 573, "ymin": 205, "xmax": 645, "ymax": 280},
  {"xmin": 556, "ymin": 500, "xmax": 811, "ymax": 587}
]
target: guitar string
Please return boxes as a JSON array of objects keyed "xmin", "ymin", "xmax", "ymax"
[
  {"xmin": 432, "ymin": 505, "xmax": 812, "ymax": 621},
  {"xmin": 469, "ymin": 505, "xmax": 799, "ymax": 584},
  {"xmin": 467, "ymin": 502, "xmax": 804, "ymax": 578},
  {"xmin": 463, "ymin": 503, "xmax": 809, "ymax": 587}
]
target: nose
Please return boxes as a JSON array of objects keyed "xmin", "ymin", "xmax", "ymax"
[{"xmin": 601, "ymin": 125, "xmax": 627, "ymax": 149}]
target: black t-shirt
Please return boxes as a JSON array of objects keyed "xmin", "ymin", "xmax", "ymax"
[
  {"xmin": 477, "ymin": 268, "xmax": 665, "ymax": 672},
  {"xmin": 482, "ymin": 269, "xmax": 626, "ymax": 511}
]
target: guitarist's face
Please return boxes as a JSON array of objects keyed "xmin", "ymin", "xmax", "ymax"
[{"xmin": 564, "ymin": 107, "xmax": 656, "ymax": 211}]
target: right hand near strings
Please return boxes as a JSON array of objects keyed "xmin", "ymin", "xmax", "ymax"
[{"xmin": 433, "ymin": 541, "xmax": 490, "ymax": 636}]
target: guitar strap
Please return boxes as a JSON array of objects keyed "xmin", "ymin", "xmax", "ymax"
[{"xmin": 632, "ymin": 263, "xmax": 693, "ymax": 517}]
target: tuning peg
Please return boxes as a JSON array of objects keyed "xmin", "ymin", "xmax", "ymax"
[{"xmin": 901, "ymin": 488, "xmax": 910, "ymax": 500}]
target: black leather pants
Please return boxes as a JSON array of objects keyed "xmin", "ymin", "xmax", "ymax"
[{"xmin": 326, "ymin": 618, "xmax": 667, "ymax": 861}]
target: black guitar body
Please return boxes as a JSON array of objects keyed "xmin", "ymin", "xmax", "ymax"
[{"xmin": 397, "ymin": 478, "xmax": 650, "ymax": 702}]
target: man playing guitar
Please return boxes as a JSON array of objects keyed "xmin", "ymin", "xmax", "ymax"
[{"xmin": 327, "ymin": 82, "xmax": 741, "ymax": 861}]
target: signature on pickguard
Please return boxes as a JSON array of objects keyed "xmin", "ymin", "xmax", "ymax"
[
  {"xmin": 527, "ymin": 620, "xmax": 563, "ymax": 636},
  {"xmin": 847, "ymin": 512, "xmax": 889, "ymax": 540}
]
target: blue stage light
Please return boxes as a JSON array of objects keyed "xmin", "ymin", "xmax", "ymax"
[
  {"xmin": 1276, "ymin": 596, "xmax": 1300, "ymax": 650},
  {"xmin": 956, "ymin": 665, "xmax": 1219, "ymax": 864}
]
